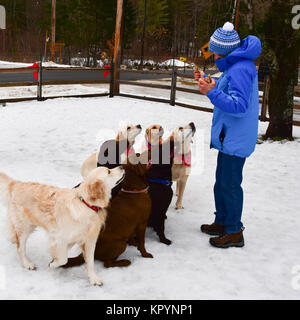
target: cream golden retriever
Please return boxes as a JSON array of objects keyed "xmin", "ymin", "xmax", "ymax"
[
  {"xmin": 81, "ymin": 124, "xmax": 142, "ymax": 178},
  {"xmin": 0, "ymin": 166, "xmax": 124, "ymax": 286},
  {"xmin": 170, "ymin": 122, "xmax": 196, "ymax": 210}
]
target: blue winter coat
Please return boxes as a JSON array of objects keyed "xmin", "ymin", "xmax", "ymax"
[{"xmin": 207, "ymin": 35, "xmax": 262, "ymax": 158}]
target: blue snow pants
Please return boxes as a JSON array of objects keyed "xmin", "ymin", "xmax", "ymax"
[{"xmin": 214, "ymin": 151, "xmax": 246, "ymax": 234}]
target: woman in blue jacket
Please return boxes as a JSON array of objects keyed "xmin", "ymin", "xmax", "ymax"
[{"xmin": 195, "ymin": 22, "xmax": 261, "ymax": 248}]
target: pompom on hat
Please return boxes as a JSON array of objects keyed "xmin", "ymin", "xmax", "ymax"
[{"xmin": 209, "ymin": 22, "xmax": 241, "ymax": 56}]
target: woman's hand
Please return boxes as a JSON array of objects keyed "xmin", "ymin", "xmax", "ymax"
[{"xmin": 198, "ymin": 77, "xmax": 216, "ymax": 95}]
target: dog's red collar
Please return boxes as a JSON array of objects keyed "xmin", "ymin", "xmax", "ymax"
[
  {"xmin": 126, "ymin": 147, "xmax": 135, "ymax": 156},
  {"xmin": 174, "ymin": 151, "xmax": 191, "ymax": 167},
  {"xmin": 80, "ymin": 197, "xmax": 100, "ymax": 213}
]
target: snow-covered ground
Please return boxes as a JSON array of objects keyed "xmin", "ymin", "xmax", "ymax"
[
  {"xmin": 0, "ymin": 84, "xmax": 109, "ymax": 100},
  {"xmin": 0, "ymin": 94, "xmax": 299, "ymax": 300}
]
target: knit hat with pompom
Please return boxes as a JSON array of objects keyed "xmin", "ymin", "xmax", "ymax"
[{"xmin": 209, "ymin": 22, "xmax": 240, "ymax": 56}]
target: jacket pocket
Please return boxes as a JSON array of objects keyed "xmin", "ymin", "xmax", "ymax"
[{"xmin": 219, "ymin": 125, "xmax": 225, "ymax": 151}]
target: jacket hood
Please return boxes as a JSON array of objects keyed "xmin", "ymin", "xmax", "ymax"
[{"xmin": 215, "ymin": 35, "xmax": 262, "ymax": 72}]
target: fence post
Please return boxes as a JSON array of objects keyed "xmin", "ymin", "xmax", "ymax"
[
  {"xmin": 170, "ymin": 65, "xmax": 177, "ymax": 106},
  {"xmin": 261, "ymin": 75, "xmax": 270, "ymax": 121},
  {"xmin": 109, "ymin": 56, "xmax": 114, "ymax": 98},
  {"xmin": 37, "ymin": 55, "xmax": 43, "ymax": 101}
]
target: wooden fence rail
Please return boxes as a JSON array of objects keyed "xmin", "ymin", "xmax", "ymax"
[
  {"xmin": 0, "ymin": 62, "xmax": 113, "ymax": 102},
  {"xmin": 0, "ymin": 63, "xmax": 299, "ymax": 127}
]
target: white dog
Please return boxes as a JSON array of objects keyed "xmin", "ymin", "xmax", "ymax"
[
  {"xmin": 81, "ymin": 124, "xmax": 142, "ymax": 178},
  {"xmin": 170, "ymin": 122, "xmax": 196, "ymax": 209},
  {"xmin": 0, "ymin": 166, "xmax": 124, "ymax": 286}
]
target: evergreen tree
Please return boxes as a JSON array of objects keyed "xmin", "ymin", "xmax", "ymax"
[
  {"xmin": 137, "ymin": 0, "xmax": 169, "ymax": 34},
  {"xmin": 258, "ymin": 0, "xmax": 300, "ymax": 139}
]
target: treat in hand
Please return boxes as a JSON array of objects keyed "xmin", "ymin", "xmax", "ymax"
[
  {"xmin": 194, "ymin": 64, "xmax": 203, "ymax": 81},
  {"xmin": 204, "ymin": 74, "xmax": 212, "ymax": 84}
]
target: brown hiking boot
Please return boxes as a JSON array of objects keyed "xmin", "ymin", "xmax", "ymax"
[
  {"xmin": 209, "ymin": 230, "xmax": 244, "ymax": 248},
  {"xmin": 201, "ymin": 222, "xmax": 225, "ymax": 236}
]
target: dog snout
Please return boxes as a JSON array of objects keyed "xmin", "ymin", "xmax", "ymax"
[
  {"xmin": 118, "ymin": 166, "xmax": 125, "ymax": 179},
  {"xmin": 136, "ymin": 124, "xmax": 142, "ymax": 129},
  {"xmin": 189, "ymin": 122, "xmax": 196, "ymax": 132},
  {"xmin": 159, "ymin": 127, "xmax": 164, "ymax": 136}
]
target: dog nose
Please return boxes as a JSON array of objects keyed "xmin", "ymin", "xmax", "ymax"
[
  {"xmin": 137, "ymin": 124, "xmax": 142, "ymax": 129},
  {"xmin": 189, "ymin": 122, "xmax": 196, "ymax": 132}
]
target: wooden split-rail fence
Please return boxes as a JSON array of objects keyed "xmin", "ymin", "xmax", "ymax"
[{"xmin": 0, "ymin": 61, "xmax": 299, "ymax": 127}]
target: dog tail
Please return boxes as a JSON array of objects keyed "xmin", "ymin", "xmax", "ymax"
[
  {"xmin": 62, "ymin": 253, "xmax": 85, "ymax": 268},
  {"xmin": 0, "ymin": 172, "xmax": 13, "ymax": 206}
]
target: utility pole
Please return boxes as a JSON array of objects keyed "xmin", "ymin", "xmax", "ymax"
[
  {"xmin": 139, "ymin": 0, "xmax": 148, "ymax": 70},
  {"xmin": 0, "ymin": 5, "xmax": 6, "ymax": 53},
  {"xmin": 51, "ymin": 0, "xmax": 56, "ymax": 62},
  {"xmin": 113, "ymin": 0, "xmax": 124, "ymax": 94},
  {"xmin": 232, "ymin": 0, "xmax": 241, "ymax": 30},
  {"xmin": 235, "ymin": 0, "xmax": 241, "ymax": 30}
]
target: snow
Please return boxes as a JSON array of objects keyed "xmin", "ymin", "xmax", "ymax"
[
  {"xmin": 0, "ymin": 94, "xmax": 300, "ymax": 300},
  {"xmin": 0, "ymin": 60, "xmax": 31, "ymax": 68},
  {"xmin": 162, "ymin": 59, "xmax": 191, "ymax": 67},
  {"xmin": 0, "ymin": 84, "xmax": 108, "ymax": 100},
  {"xmin": 122, "ymin": 58, "xmax": 193, "ymax": 69},
  {"xmin": 0, "ymin": 59, "xmax": 90, "ymax": 69}
]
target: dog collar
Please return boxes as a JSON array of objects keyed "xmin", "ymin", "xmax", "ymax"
[
  {"xmin": 79, "ymin": 197, "xmax": 100, "ymax": 213},
  {"xmin": 146, "ymin": 139, "xmax": 152, "ymax": 150},
  {"xmin": 174, "ymin": 151, "xmax": 191, "ymax": 167},
  {"xmin": 126, "ymin": 147, "xmax": 135, "ymax": 156},
  {"xmin": 145, "ymin": 139, "xmax": 162, "ymax": 150},
  {"xmin": 121, "ymin": 187, "xmax": 148, "ymax": 194}
]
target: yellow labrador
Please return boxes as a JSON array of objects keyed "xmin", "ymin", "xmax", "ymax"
[
  {"xmin": 170, "ymin": 122, "xmax": 196, "ymax": 210},
  {"xmin": 0, "ymin": 166, "xmax": 124, "ymax": 286},
  {"xmin": 140, "ymin": 124, "xmax": 164, "ymax": 153}
]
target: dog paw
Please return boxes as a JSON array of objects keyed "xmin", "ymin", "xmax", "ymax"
[
  {"xmin": 90, "ymin": 276, "xmax": 103, "ymax": 286},
  {"xmin": 158, "ymin": 236, "xmax": 172, "ymax": 246},
  {"xmin": 24, "ymin": 261, "xmax": 36, "ymax": 270},
  {"xmin": 49, "ymin": 261, "xmax": 58, "ymax": 269},
  {"xmin": 142, "ymin": 252, "xmax": 153, "ymax": 258},
  {"xmin": 49, "ymin": 259, "xmax": 67, "ymax": 269},
  {"xmin": 175, "ymin": 204, "xmax": 184, "ymax": 210}
]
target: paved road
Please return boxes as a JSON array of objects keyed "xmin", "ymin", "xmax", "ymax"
[{"xmin": 0, "ymin": 68, "xmax": 218, "ymax": 84}]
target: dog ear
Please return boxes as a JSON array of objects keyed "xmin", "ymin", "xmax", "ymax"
[
  {"xmin": 146, "ymin": 128, "xmax": 149, "ymax": 136},
  {"xmin": 116, "ymin": 127, "xmax": 127, "ymax": 141},
  {"xmin": 88, "ymin": 180, "xmax": 108, "ymax": 207},
  {"xmin": 116, "ymin": 131, "xmax": 121, "ymax": 142}
]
